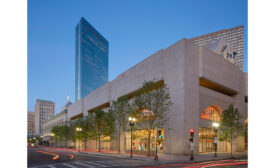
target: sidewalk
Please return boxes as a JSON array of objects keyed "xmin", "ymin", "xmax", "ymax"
[{"xmin": 42, "ymin": 147, "xmax": 247, "ymax": 162}]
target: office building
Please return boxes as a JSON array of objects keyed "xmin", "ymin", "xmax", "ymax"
[
  {"xmin": 190, "ymin": 25, "xmax": 244, "ymax": 71},
  {"xmin": 27, "ymin": 111, "xmax": 35, "ymax": 137},
  {"xmin": 34, "ymin": 99, "xmax": 55, "ymax": 135},
  {"xmin": 68, "ymin": 38, "xmax": 248, "ymax": 154},
  {"xmin": 75, "ymin": 17, "xmax": 109, "ymax": 101},
  {"xmin": 42, "ymin": 97, "xmax": 71, "ymax": 145}
]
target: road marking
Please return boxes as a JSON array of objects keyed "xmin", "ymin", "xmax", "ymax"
[
  {"xmin": 47, "ymin": 165, "xmax": 56, "ymax": 168},
  {"xmin": 74, "ymin": 161, "xmax": 96, "ymax": 167},
  {"xmin": 95, "ymin": 160, "xmax": 119, "ymax": 166},
  {"xmin": 85, "ymin": 161, "xmax": 108, "ymax": 167},
  {"xmin": 104, "ymin": 160, "xmax": 123, "ymax": 166},
  {"xmin": 62, "ymin": 163, "xmax": 78, "ymax": 168}
]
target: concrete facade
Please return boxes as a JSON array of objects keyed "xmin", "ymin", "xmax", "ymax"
[
  {"xmin": 68, "ymin": 38, "xmax": 248, "ymax": 155},
  {"xmin": 42, "ymin": 100, "xmax": 71, "ymax": 141},
  {"xmin": 190, "ymin": 25, "xmax": 244, "ymax": 71},
  {"xmin": 35, "ymin": 99, "xmax": 55, "ymax": 136},
  {"xmin": 28, "ymin": 111, "xmax": 35, "ymax": 137}
]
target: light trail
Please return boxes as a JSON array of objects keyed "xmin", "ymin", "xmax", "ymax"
[
  {"xmin": 48, "ymin": 151, "xmax": 74, "ymax": 159},
  {"xmin": 142, "ymin": 160, "xmax": 235, "ymax": 168},
  {"xmin": 181, "ymin": 161, "xmax": 248, "ymax": 168},
  {"xmin": 37, "ymin": 150, "xmax": 59, "ymax": 160}
]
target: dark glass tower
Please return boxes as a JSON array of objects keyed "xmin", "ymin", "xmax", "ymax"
[{"xmin": 75, "ymin": 17, "xmax": 108, "ymax": 101}]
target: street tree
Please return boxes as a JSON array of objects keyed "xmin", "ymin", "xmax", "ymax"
[
  {"xmin": 61, "ymin": 123, "xmax": 70, "ymax": 148},
  {"xmin": 133, "ymin": 80, "xmax": 172, "ymax": 156},
  {"xmin": 218, "ymin": 104, "xmax": 244, "ymax": 157},
  {"xmin": 67, "ymin": 118, "xmax": 83, "ymax": 149},
  {"xmin": 51, "ymin": 126, "xmax": 60, "ymax": 147},
  {"xmin": 109, "ymin": 96, "xmax": 130, "ymax": 153},
  {"xmin": 89, "ymin": 109, "xmax": 115, "ymax": 152},
  {"xmin": 81, "ymin": 116, "xmax": 94, "ymax": 150}
]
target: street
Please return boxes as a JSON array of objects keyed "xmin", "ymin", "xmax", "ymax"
[
  {"xmin": 28, "ymin": 147, "xmax": 247, "ymax": 168},
  {"xmin": 28, "ymin": 147, "xmax": 167, "ymax": 168}
]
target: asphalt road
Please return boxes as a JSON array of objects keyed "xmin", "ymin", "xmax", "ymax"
[
  {"xmin": 28, "ymin": 147, "xmax": 163, "ymax": 168},
  {"xmin": 27, "ymin": 147, "xmax": 247, "ymax": 168}
]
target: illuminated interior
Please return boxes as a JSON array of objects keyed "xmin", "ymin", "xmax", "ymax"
[
  {"xmin": 201, "ymin": 106, "xmax": 221, "ymax": 121},
  {"xmin": 125, "ymin": 129, "xmax": 164, "ymax": 153}
]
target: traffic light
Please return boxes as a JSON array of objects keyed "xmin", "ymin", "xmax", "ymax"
[
  {"xmin": 158, "ymin": 130, "xmax": 163, "ymax": 138},
  {"xmin": 190, "ymin": 128, "xmax": 194, "ymax": 137}
]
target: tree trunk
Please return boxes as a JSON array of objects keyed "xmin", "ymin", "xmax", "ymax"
[
  {"xmin": 230, "ymin": 128, "xmax": 233, "ymax": 157},
  {"xmin": 147, "ymin": 129, "xmax": 151, "ymax": 156},
  {"xmin": 96, "ymin": 136, "xmax": 98, "ymax": 151},
  {"xmin": 118, "ymin": 129, "xmax": 121, "ymax": 153},
  {"xmin": 85, "ymin": 139, "xmax": 87, "ymax": 150},
  {"xmin": 98, "ymin": 135, "xmax": 101, "ymax": 152}
]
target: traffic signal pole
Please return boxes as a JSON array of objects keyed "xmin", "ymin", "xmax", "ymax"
[
  {"xmin": 154, "ymin": 127, "xmax": 158, "ymax": 161},
  {"xmin": 190, "ymin": 129, "xmax": 194, "ymax": 161}
]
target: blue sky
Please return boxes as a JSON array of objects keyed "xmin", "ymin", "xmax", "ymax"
[{"xmin": 28, "ymin": 0, "xmax": 247, "ymax": 113}]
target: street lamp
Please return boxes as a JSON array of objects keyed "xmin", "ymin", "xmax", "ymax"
[
  {"xmin": 128, "ymin": 117, "xmax": 136, "ymax": 158},
  {"xmin": 212, "ymin": 122, "xmax": 219, "ymax": 158},
  {"xmin": 76, "ymin": 127, "xmax": 82, "ymax": 152}
]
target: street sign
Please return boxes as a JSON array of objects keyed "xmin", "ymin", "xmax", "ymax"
[
  {"xmin": 214, "ymin": 137, "xmax": 218, "ymax": 143},
  {"xmin": 190, "ymin": 142, "xmax": 194, "ymax": 150}
]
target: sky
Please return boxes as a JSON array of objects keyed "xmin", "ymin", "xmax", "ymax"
[{"xmin": 28, "ymin": 0, "xmax": 248, "ymax": 113}]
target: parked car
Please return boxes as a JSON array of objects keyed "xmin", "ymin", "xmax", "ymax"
[{"xmin": 34, "ymin": 143, "xmax": 39, "ymax": 148}]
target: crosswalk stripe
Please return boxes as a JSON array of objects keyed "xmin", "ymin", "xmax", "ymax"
[
  {"xmin": 85, "ymin": 161, "xmax": 108, "ymax": 167},
  {"xmin": 30, "ymin": 159, "xmax": 159, "ymax": 168},
  {"xmin": 95, "ymin": 160, "xmax": 119, "ymax": 166},
  {"xmin": 74, "ymin": 162, "xmax": 96, "ymax": 167},
  {"xmin": 62, "ymin": 163, "xmax": 78, "ymax": 168},
  {"xmin": 104, "ymin": 160, "xmax": 128, "ymax": 166}
]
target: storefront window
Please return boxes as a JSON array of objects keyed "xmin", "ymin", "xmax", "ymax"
[
  {"xmin": 125, "ymin": 129, "xmax": 164, "ymax": 153},
  {"xmin": 199, "ymin": 128, "xmax": 227, "ymax": 153},
  {"xmin": 199, "ymin": 128, "xmax": 214, "ymax": 153},
  {"xmin": 101, "ymin": 136, "xmax": 110, "ymax": 150},
  {"xmin": 245, "ymin": 118, "xmax": 248, "ymax": 150}
]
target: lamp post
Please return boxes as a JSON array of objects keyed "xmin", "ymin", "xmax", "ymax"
[
  {"xmin": 76, "ymin": 127, "xmax": 82, "ymax": 152},
  {"xmin": 128, "ymin": 117, "xmax": 136, "ymax": 158},
  {"xmin": 212, "ymin": 122, "xmax": 219, "ymax": 158}
]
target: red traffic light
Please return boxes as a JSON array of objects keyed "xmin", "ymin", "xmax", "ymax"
[{"xmin": 190, "ymin": 128, "xmax": 194, "ymax": 137}]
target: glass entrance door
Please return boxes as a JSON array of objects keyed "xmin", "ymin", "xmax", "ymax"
[{"xmin": 199, "ymin": 128, "xmax": 215, "ymax": 153}]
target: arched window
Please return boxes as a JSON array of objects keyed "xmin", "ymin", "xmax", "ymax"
[{"xmin": 201, "ymin": 105, "xmax": 221, "ymax": 122}]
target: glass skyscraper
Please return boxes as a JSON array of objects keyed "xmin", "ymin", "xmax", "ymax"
[{"xmin": 75, "ymin": 17, "xmax": 109, "ymax": 101}]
